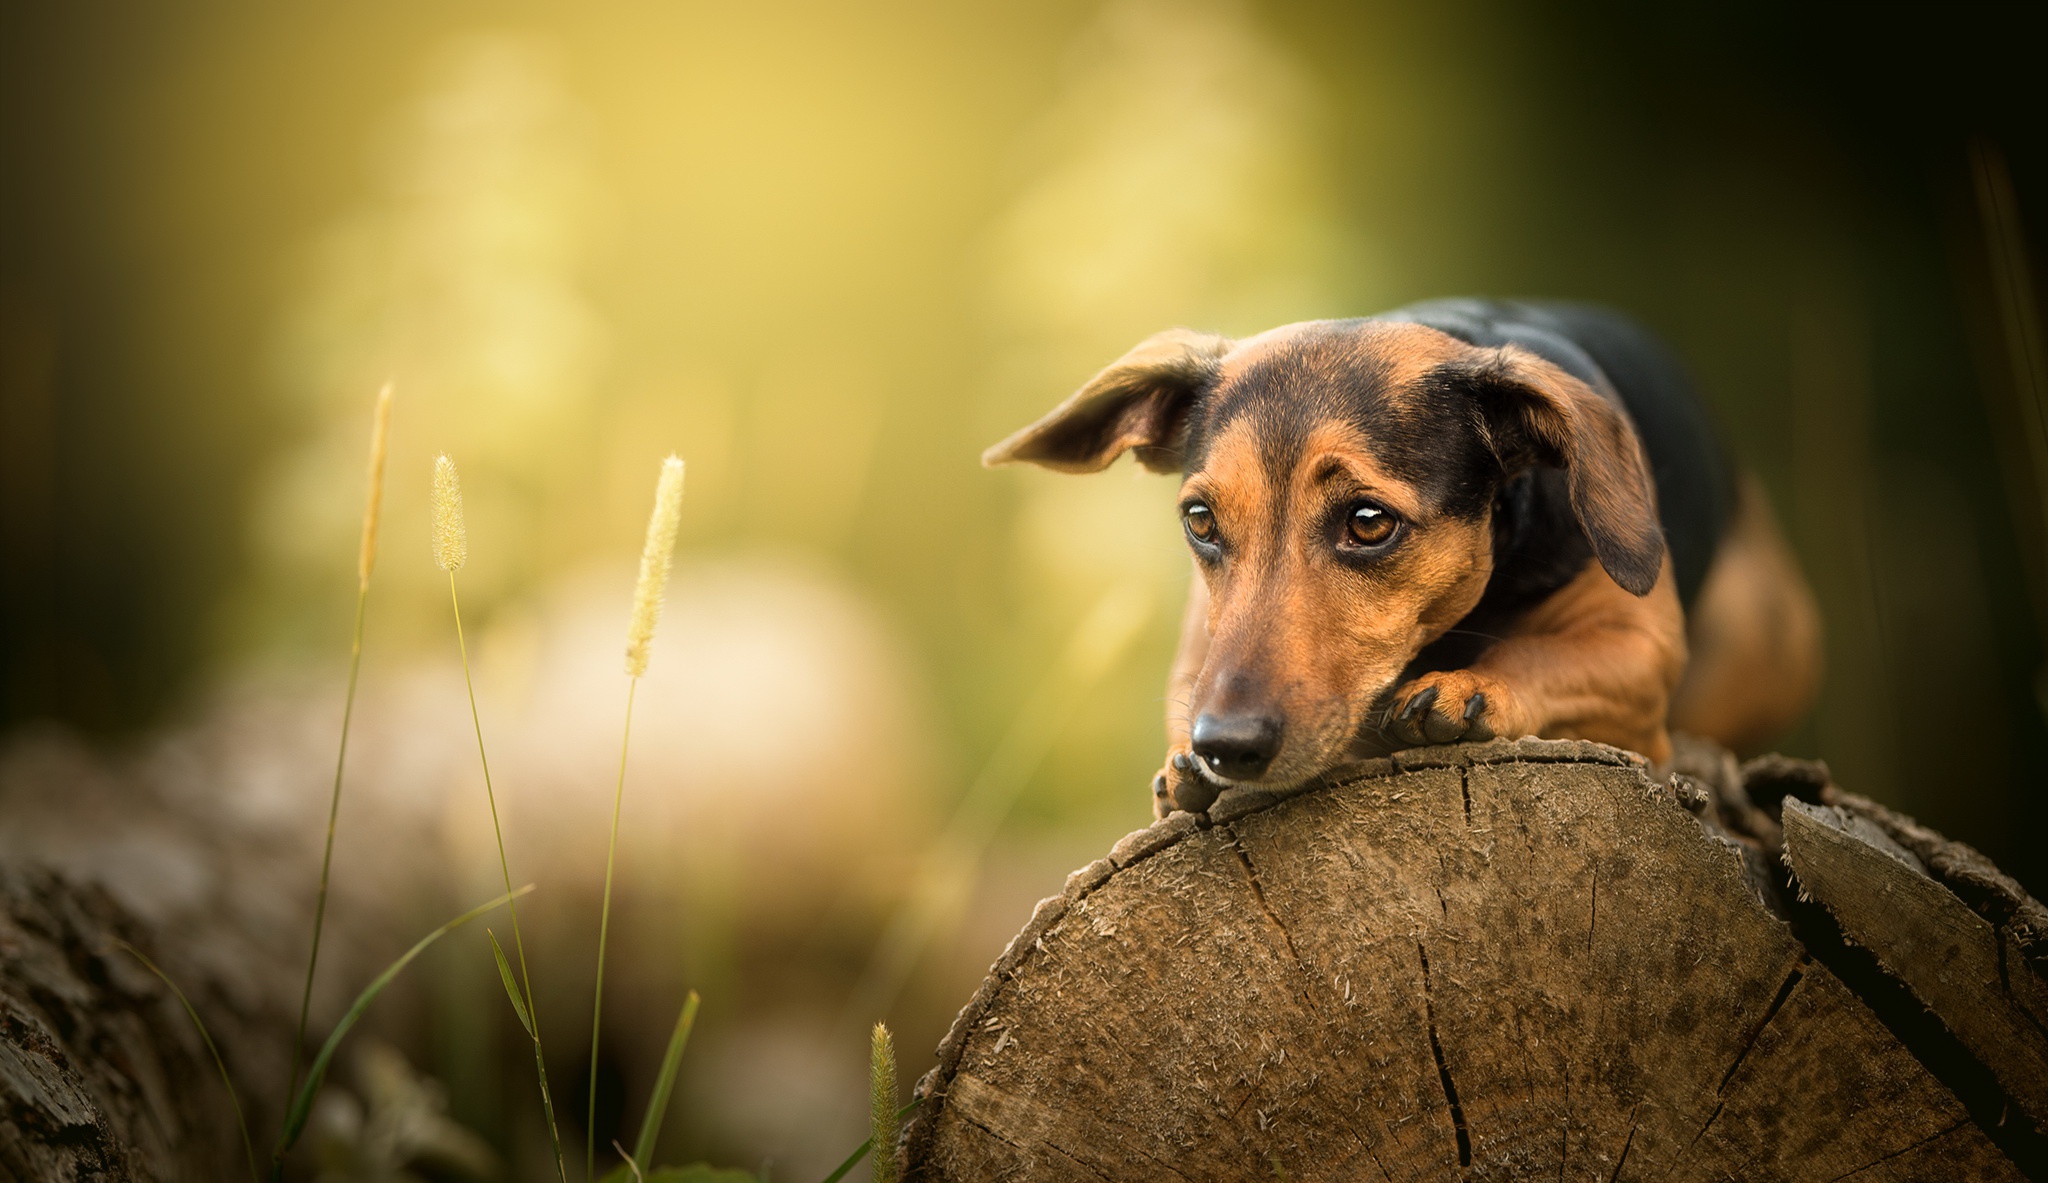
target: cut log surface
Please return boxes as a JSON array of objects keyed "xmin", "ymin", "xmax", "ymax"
[
  {"xmin": 902, "ymin": 739, "xmax": 2033, "ymax": 1182},
  {"xmin": 1784, "ymin": 797, "xmax": 2048, "ymax": 1124}
]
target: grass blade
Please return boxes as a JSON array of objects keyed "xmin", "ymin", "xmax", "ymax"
[
  {"xmin": 116, "ymin": 940, "xmax": 258, "ymax": 1183},
  {"xmin": 488, "ymin": 928, "xmax": 535, "ymax": 1038},
  {"xmin": 277, "ymin": 884, "xmax": 533, "ymax": 1154},
  {"xmin": 488, "ymin": 921, "xmax": 568, "ymax": 1183},
  {"xmin": 818, "ymin": 1099, "xmax": 920, "ymax": 1183},
  {"xmin": 632, "ymin": 990, "xmax": 700, "ymax": 1167}
]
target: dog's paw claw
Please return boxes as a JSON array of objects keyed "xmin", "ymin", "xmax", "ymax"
[
  {"xmin": 1386, "ymin": 674, "xmax": 1511, "ymax": 747},
  {"xmin": 1154, "ymin": 750, "xmax": 1213, "ymax": 818}
]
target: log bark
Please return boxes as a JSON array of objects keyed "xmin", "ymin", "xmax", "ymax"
[
  {"xmin": 0, "ymin": 864, "xmax": 286, "ymax": 1183},
  {"xmin": 0, "ymin": 723, "xmax": 438, "ymax": 1181},
  {"xmin": 902, "ymin": 738, "xmax": 2046, "ymax": 1181}
]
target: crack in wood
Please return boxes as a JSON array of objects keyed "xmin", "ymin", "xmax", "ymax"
[
  {"xmin": 1994, "ymin": 927, "xmax": 2048, "ymax": 1048},
  {"xmin": 1223, "ymin": 827, "xmax": 1321, "ymax": 1020},
  {"xmin": 1459, "ymin": 766, "xmax": 1473, "ymax": 828},
  {"xmin": 1218, "ymin": 826, "xmax": 1410, "ymax": 1179},
  {"xmin": 1788, "ymin": 887, "xmax": 2048, "ymax": 1175},
  {"xmin": 1681, "ymin": 960, "xmax": 1807, "ymax": 1160},
  {"xmin": 1044, "ymin": 1144, "xmax": 1117, "ymax": 1183},
  {"xmin": 1822, "ymin": 1117, "xmax": 1967, "ymax": 1182},
  {"xmin": 905, "ymin": 748, "xmax": 2033, "ymax": 1181},
  {"xmin": 1588, "ymin": 875, "xmax": 1598, "ymax": 954},
  {"xmin": 1417, "ymin": 941, "xmax": 1474, "ymax": 1169},
  {"xmin": 1719, "ymin": 963, "xmax": 1805, "ymax": 1094},
  {"xmin": 957, "ymin": 1109, "xmax": 1020, "ymax": 1146},
  {"xmin": 1606, "ymin": 1102, "xmax": 1640, "ymax": 1183},
  {"xmin": 1219, "ymin": 826, "xmax": 1404, "ymax": 1174},
  {"xmin": 1347, "ymin": 1133, "xmax": 1398, "ymax": 1183},
  {"xmin": 955, "ymin": 1080, "xmax": 1183, "ymax": 1183},
  {"xmin": 1685, "ymin": 1099, "xmax": 1725, "ymax": 1159},
  {"xmin": 1124, "ymin": 1142, "xmax": 1200, "ymax": 1183}
]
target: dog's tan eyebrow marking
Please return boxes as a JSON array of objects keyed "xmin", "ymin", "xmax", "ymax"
[
  {"xmin": 1293, "ymin": 421, "xmax": 1429, "ymax": 520},
  {"xmin": 1309, "ymin": 457, "xmax": 1351, "ymax": 486},
  {"xmin": 1185, "ymin": 418, "xmax": 1274, "ymax": 536}
]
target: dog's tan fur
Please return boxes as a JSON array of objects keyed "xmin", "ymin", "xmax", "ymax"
[
  {"xmin": 989, "ymin": 318, "xmax": 1818, "ymax": 817},
  {"xmin": 1669, "ymin": 475, "xmax": 1823, "ymax": 752},
  {"xmin": 1169, "ymin": 415, "xmax": 1504, "ymax": 788}
]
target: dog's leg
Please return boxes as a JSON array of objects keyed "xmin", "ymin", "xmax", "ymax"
[
  {"xmin": 1385, "ymin": 557, "xmax": 1688, "ymax": 763},
  {"xmin": 1152, "ymin": 573, "xmax": 1213, "ymax": 817},
  {"xmin": 1670, "ymin": 475, "xmax": 1822, "ymax": 754}
]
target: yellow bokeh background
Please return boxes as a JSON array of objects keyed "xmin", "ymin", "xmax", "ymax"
[{"xmin": 2, "ymin": 1, "xmax": 2043, "ymax": 1177}]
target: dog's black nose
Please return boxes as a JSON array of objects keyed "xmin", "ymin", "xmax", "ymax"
[{"xmin": 1191, "ymin": 712, "xmax": 1282, "ymax": 780}]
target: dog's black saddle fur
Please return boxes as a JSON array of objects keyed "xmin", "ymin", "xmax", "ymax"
[{"xmin": 1382, "ymin": 298, "xmax": 1735, "ymax": 612}]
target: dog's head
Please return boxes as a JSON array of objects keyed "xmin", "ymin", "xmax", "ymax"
[{"xmin": 986, "ymin": 319, "xmax": 1663, "ymax": 787}]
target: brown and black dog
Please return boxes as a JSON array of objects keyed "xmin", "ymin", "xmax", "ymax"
[{"xmin": 986, "ymin": 299, "xmax": 1821, "ymax": 818}]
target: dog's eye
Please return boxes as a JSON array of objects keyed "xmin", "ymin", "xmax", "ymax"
[
  {"xmin": 1183, "ymin": 502, "xmax": 1218, "ymax": 544},
  {"xmin": 1346, "ymin": 503, "xmax": 1397, "ymax": 547}
]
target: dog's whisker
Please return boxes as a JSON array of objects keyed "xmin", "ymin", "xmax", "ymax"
[{"xmin": 1438, "ymin": 627, "xmax": 1507, "ymax": 644}]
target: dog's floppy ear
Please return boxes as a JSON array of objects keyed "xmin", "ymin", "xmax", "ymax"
[
  {"xmin": 983, "ymin": 329, "xmax": 1233, "ymax": 474},
  {"xmin": 1468, "ymin": 346, "xmax": 1666, "ymax": 596}
]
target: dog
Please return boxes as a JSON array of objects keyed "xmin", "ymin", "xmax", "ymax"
[{"xmin": 985, "ymin": 299, "xmax": 1822, "ymax": 817}]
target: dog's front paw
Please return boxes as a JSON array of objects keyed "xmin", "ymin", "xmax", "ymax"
[
  {"xmin": 1384, "ymin": 671, "xmax": 1524, "ymax": 748},
  {"xmin": 1150, "ymin": 750, "xmax": 1221, "ymax": 818},
  {"xmin": 1150, "ymin": 764, "xmax": 1176, "ymax": 820}
]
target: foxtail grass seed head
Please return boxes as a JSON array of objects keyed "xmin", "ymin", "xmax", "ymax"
[
  {"xmin": 358, "ymin": 383, "xmax": 393, "ymax": 589},
  {"xmin": 625, "ymin": 455, "xmax": 686, "ymax": 678},
  {"xmin": 432, "ymin": 454, "xmax": 468, "ymax": 572},
  {"xmin": 870, "ymin": 1022, "xmax": 899, "ymax": 1183}
]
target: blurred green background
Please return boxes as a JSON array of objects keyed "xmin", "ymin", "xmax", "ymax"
[{"xmin": 3, "ymin": 0, "xmax": 2044, "ymax": 1176}]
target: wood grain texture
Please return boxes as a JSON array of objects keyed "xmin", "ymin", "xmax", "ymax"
[
  {"xmin": 1784, "ymin": 798, "xmax": 2048, "ymax": 1126},
  {"xmin": 902, "ymin": 739, "xmax": 2021, "ymax": 1182}
]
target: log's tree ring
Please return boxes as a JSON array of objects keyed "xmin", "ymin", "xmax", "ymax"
[{"xmin": 901, "ymin": 738, "xmax": 2023, "ymax": 1181}]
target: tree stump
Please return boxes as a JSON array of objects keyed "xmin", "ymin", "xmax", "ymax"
[{"xmin": 901, "ymin": 738, "xmax": 2046, "ymax": 1181}]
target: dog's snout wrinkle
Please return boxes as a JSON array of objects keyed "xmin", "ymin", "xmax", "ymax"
[{"xmin": 1190, "ymin": 711, "xmax": 1283, "ymax": 781}]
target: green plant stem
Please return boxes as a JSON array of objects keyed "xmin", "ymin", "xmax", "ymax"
[
  {"xmin": 589, "ymin": 674, "xmax": 639, "ymax": 1180},
  {"xmin": 450, "ymin": 572, "xmax": 568, "ymax": 1183},
  {"xmin": 117, "ymin": 941, "xmax": 259, "ymax": 1183},
  {"xmin": 287, "ymin": 579, "xmax": 368, "ymax": 1115},
  {"xmin": 277, "ymin": 884, "xmax": 534, "ymax": 1160}
]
